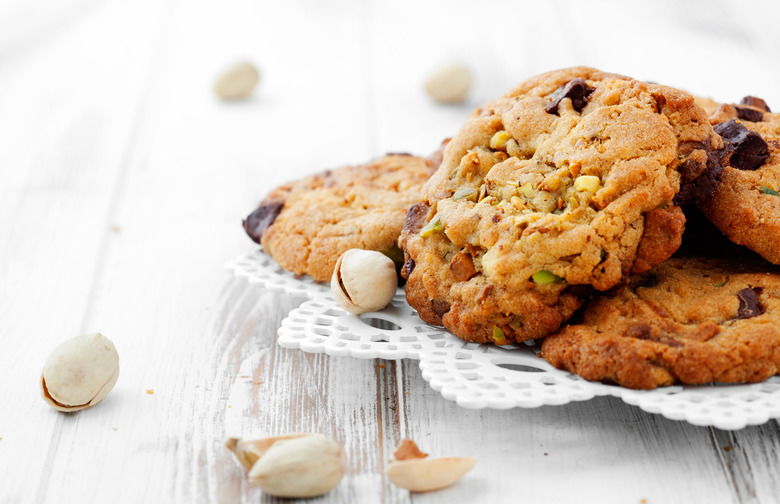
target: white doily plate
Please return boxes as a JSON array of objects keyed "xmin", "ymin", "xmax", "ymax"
[{"xmin": 229, "ymin": 249, "xmax": 780, "ymax": 430}]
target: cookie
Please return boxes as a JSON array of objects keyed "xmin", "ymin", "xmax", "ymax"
[
  {"xmin": 699, "ymin": 96, "xmax": 780, "ymax": 264},
  {"xmin": 243, "ymin": 151, "xmax": 441, "ymax": 282},
  {"xmin": 399, "ymin": 67, "xmax": 724, "ymax": 344},
  {"xmin": 541, "ymin": 257, "xmax": 780, "ymax": 389}
]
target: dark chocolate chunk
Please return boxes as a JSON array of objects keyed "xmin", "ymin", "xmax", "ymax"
[
  {"xmin": 673, "ymin": 139, "xmax": 724, "ymax": 205},
  {"xmin": 545, "ymin": 78, "xmax": 594, "ymax": 115},
  {"xmin": 242, "ymin": 200, "xmax": 284, "ymax": 244},
  {"xmin": 401, "ymin": 258, "xmax": 416, "ymax": 279},
  {"xmin": 431, "ymin": 299, "xmax": 451, "ymax": 318},
  {"xmin": 740, "ymin": 96, "xmax": 771, "ymax": 112},
  {"xmin": 737, "ymin": 287, "xmax": 763, "ymax": 319},
  {"xmin": 734, "ymin": 106, "xmax": 764, "ymax": 122},
  {"xmin": 713, "ymin": 120, "xmax": 769, "ymax": 171}
]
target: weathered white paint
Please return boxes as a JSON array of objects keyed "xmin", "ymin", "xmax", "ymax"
[{"xmin": 1, "ymin": 0, "xmax": 780, "ymax": 503}]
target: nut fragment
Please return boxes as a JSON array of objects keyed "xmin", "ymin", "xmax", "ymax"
[
  {"xmin": 573, "ymin": 175, "xmax": 601, "ymax": 192},
  {"xmin": 393, "ymin": 438, "xmax": 428, "ymax": 460},
  {"xmin": 385, "ymin": 439, "xmax": 475, "ymax": 492},
  {"xmin": 40, "ymin": 333, "xmax": 120, "ymax": 412},
  {"xmin": 331, "ymin": 249, "xmax": 397, "ymax": 315},
  {"xmin": 424, "ymin": 63, "xmax": 472, "ymax": 104},
  {"xmin": 214, "ymin": 61, "xmax": 260, "ymax": 100},
  {"xmin": 247, "ymin": 434, "xmax": 345, "ymax": 498}
]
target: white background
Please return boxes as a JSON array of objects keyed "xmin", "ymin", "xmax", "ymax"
[{"xmin": 2, "ymin": 0, "xmax": 780, "ymax": 502}]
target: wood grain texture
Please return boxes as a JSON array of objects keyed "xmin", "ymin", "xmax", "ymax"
[{"xmin": 2, "ymin": 0, "xmax": 780, "ymax": 503}]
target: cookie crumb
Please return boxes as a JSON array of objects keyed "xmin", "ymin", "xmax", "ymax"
[
  {"xmin": 393, "ymin": 438, "xmax": 428, "ymax": 460},
  {"xmin": 146, "ymin": 389, "xmax": 154, "ymax": 395},
  {"xmin": 724, "ymin": 445, "xmax": 732, "ymax": 451},
  {"xmin": 379, "ymin": 363, "xmax": 386, "ymax": 368}
]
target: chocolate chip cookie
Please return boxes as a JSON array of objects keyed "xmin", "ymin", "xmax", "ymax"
[
  {"xmin": 243, "ymin": 151, "xmax": 441, "ymax": 282},
  {"xmin": 541, "ymin": 257, "xmax": 780, "ymax": 389},
  {"xmin": 399, "ymin": 67, "xmax": 724, "ymax": 344},
  {"xmin": 699, "ymin": 96, "xmax": 780, "ymax": 264}
]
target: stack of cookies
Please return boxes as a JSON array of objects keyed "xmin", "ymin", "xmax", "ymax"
[{"xmin": 244, "ymin": 67, "xmax": 780, "ymax": 390}]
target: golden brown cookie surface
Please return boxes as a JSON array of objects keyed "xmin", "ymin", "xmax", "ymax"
[
  {"xmin": 243, "ymin": 152, "xmax": 440, "ymax": 282},
  {"xmin": 541, "ymin": 257, "xmax": 780, "ymax": 390},
  {"xmin": 400, "ymin": 67, "xmax": 724, "ymax": 344}
]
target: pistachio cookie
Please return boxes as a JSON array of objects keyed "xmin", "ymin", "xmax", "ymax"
[
  {"xmin": 541, "ymin": 257, "xmax": 780, "ymax": 389},
  {"xmin": 243, "ymin": 151, "xmax": 441, "ymax": 282},
  {"xmin": 399, "ymin": 67, "xmax": 724, "ymax": 344},
  {"xmin": 699, "ymin": 96, "xmax": 780, "ymax": 264}
]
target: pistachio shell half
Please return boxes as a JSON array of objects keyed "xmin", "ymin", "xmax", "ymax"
[
  {"xmin": 40, "ymin": 333, "xmax": 120, "ymax": 412},
  {"xmin": 385, "ymin": 456, "xmax": 477, "ymax": 492}
]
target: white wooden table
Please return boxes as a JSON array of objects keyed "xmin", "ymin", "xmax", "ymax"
[{"xmin": 3, "ymin": 0, "xmax": 780, "ymax": 502}]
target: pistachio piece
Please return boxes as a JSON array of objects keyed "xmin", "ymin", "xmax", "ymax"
[
  {"xmin": 760, "ymin": 186, "xmax": 780, "ymax": 196},
  {"xmin": 424, "ymin": 63, "xmax": 472, "ymax": 104},
  {"xmin": 214, "ymin": 61, "xmax": 260, "ymax": 101},
  {"xmin": 248, "ymin": 434, "xmax": 344, "ymax": 498},
  {"xmin": 225, "ymin": 433, "xmax": 310, "ymax": 470},
  {"xmin": 331, "ymin": 249, "xmax": 397, "ymax": 315},
  {"xmin": 452, "ymin": 187, "xmax": 479, "ymax": 202},
  {"xmin": 492, "ymin": 326, "xmax": 508, "ymax": 345},
  {"xmin": 385, "ymin": 456, "xmax": 477, "ymax": 492},
  {"xmin": 419, "ymin": 215, "xmax": 444, "ymax": 237},
  {"xmin": 489, "ymin": 130, "xmax": 511, "ymax": 150},
  {"xmin": 532, "ymin": 270, "xmax": 564, "ymax": 285},
  {"xmin": 40, "ymin": 333, "xmax": 119, "ymax": 412},
  {"xmin": 574, "ymin": 175, "xmax": 601, "ymax": 192}
]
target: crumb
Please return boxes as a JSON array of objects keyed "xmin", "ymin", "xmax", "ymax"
[
  {"xmin": 725, "ymin": 445, "xmax": 732, "ymax": 451},
  {"xmin": 228, "ymin": 405, "xmax": 231, "ymax": 408},
  {"xmin": 146, "ymin": 389, "xmax": 154, "ymax": 395},
  {"xmin": 405, "ymin": 391, "xmax": 411, "ymax": 395},
  {"xmin": 393, "ymin": 438, "xmax": 428, "ymax": 461},
  {"xmin": 379, "ymin": 363, "xmax": 386, "ymax": 368},
  {"xmin": 112, "ymin": 427, "xmax": 118, "ymax": 431},
  {"xmin": 641, "ymin": 499, "xmax": 647, "ymax": 504},
  {"xmin": 544, "ymin": 453, "xmax": 548, "ymax": 456},
  {"xmin": 112, "ymin": 226, "xmax": 121, "ymax": 233}
]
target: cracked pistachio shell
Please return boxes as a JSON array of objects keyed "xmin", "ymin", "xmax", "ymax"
[
  {"xmin": 385, "ymin": 456, "xmax": 477, "ymax": 492},
  {"xmin": 331, "ymin": 249, "xmax": 397, "ymax": 314},
  {"xmin": 40, "ymin": 333, "xmax": 119, "ymax": 412},
  {"xmin": 248, "ymin": 434, "xmax": 345, "ymax": 498},
  {"xmin": 225, "ymin": 433, "xmax": 311, "ymax": 470}
]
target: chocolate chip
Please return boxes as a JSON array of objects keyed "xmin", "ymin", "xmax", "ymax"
[
  {"xmin": 740, "ymin": 96, "xmax": 771, "ymax": 112},
  {"xmin": 713, "ymin": 120, "xmax": 769, "ymax": 171},
  {"xmin": 673, "ymin": 139, "xmax": 724, "ymax": 205},
  {"xmin": 401, "ymin": 258, "xmax": 416, "ymax": 279},
  {"xmin": 734, "ymin": 106, "xmax": 764, "ymax": 122},
  {"xmin": 431, "ymin": 299, "xmax": 450, "ymax": 318},
  {"xmin": 737, "ymin": 287, "xmax": 763, "ymax": 319},
  {"xmin": 242, "ymin": 200, "xmax": 284, "ymax": 244},
  {"xmin": 545, "ymin": 78, "xmax": 594, "ymax": 115}
]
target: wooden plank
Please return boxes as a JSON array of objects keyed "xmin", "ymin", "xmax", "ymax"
[
  {"xmin": 395, "ymin": 363, "xmax": 741, "ymax": 503},
  {"xmin": 0, "ymin": 1, "xmax": 173, "ymax": 502},
  {"xmin": 26, "ymin": 0, "xmax": 386, "ymax": 501}
]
